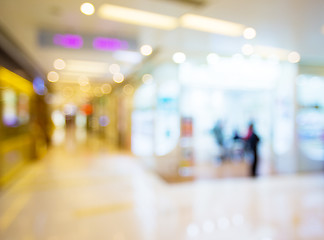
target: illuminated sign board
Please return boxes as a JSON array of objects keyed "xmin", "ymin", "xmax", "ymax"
[
  {"xmin": 53, "ymin": 34, "xmax": 84, "ymax": 49},
  {"xmin": 39, "ymin": 30, "xmax": 136, "ymax": 51},
  {"xmin": 93, "ymin": 37, "xmax": 128, "ymax": 51}
]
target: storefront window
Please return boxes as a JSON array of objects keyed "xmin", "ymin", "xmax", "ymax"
[
  {"xmin": 297, "ymin": 75, "xmax": 324, "ymax": 161},
  {"xmin": 2, "ymin": 88, "xmax": 18, "ymax": 127}
]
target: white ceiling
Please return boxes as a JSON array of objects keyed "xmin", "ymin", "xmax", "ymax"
[{"xmin": 1, "ymin": 0, "xmax": 324, "ymax": 82}]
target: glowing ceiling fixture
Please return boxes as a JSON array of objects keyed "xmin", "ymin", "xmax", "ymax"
[
  {"xmin": 98, "ymin": 4, "xmax": 178, "ymax": 30},
  {"xmin": 288, "ymin": 51, "xmax": 301, "ymax": 63},
  {"xmin": 101, "ymin": 83, "xmax": 112, "ymax": 94},
  {"xmin": 140, "ymin": 45, "xmax": 153, "ymax": 56},
  {"xmin": 47, "ymin": 71, "xmax": 59, "ymax": 82},
  {"xmin": 113, "ymin": 73, "xmax": 124, "ymax": 83},
  {"xmin": 53, "ymin": 58, "xmax": 66, "ymax": 70},
  {"xmin": 81, "ymin": 2, "xmax": 95, "ymax": 16},
  {"xmin": 179, "ymin": 14, "xmax": 245, "ymax": 36},
  {"xmin": 173, "ymin": 52, "xmax": 186, "ymax": 64},
  {"xmin": 243, "ymin": 27, "xmax": 256, "ymax": 39}
]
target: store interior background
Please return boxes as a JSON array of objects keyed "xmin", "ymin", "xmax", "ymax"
[
  {"xmin": 0, "ymin": 0, "xmax": 324, "ymax": 183},
  {"xmin": 1, "ymin": 1, "xmax": 324, "ymax": 240}
]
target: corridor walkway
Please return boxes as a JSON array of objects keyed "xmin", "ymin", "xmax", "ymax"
[{"xmin": 0, "ymin": 137, "xmax": 324, "ymax": 240}]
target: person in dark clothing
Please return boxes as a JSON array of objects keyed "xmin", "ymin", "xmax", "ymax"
[
  {"xmin": 246, "ymin": 123, "xmax": 260, "ymax": 177},
  {"xmin": 232, "ymin": 130, "xmax": 241, "ymax": 142},
  {"xmin": 231, "ymin": 129, "xmax": 244, "ymax": 160},
  {"xmin": 213, "ymin": 120, "xmax": 225, "ymax": 161},
  {"xmin": 213, "ymin": 121, "xmax": 224, "ymax": 146}
]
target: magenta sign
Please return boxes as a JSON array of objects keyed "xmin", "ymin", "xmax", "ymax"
[
  {"xmin": 50, "ymin": 33, "xmax": 131, "ymax": 50},
  {"xmin": 93, "ymin": 37, "xmax": 129, "ymax": 51},
  {"xmin": 53, "ymin": 34, "xmax": 83, "ymax": 49}
]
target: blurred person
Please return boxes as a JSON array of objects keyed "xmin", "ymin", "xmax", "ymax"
[
  {"xmin": 245, "ymin": 123, "xmax": 260, "ymax": 177},
  {"xmin": 212, "ymin": 120, "xmax": 226, "ymax": 161},
  {"xmin": 230, "ymin": 129, "xmax": 244, "ymax": 160},
  {"xmin": 232, "ymin": 129, "xmax": 241, "ymax": 142}
]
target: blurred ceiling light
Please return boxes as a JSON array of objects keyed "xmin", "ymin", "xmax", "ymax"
[
  {"xmin": 47, "ymin": 71, "xmax": 59, "ymax": 82},
  {"xmin": 81, "ymin": 2, "xmax": 95, "ymax": 15},
  {"xmin": 243, "ymin": 27, "xmax": 256, "ymax": 39},
  {"xmin": 140, "ymin": 45, "xmax": 153, "ymax": 56},
  {"xmin": 288, "ymin": 51, "xmax": 301, "ymax": 63},
  {"xmin": 180, "ymin": 14, "xmax": 245, "ymax": 36},
  {"xmin": 113, "ymin": 73, "xmax": 124, "ymax": 83},
  {"xmin": 112, "ymin": 51, "xmax": 142, "ymax": 63},
  {"xmin": 101, "ymin": 83, "xmax": 112, "ymax": 94},
  {"xmin": 98, "ymin": 4, "xmax": 178, "ymax": 30},
  {"xmin": 241, "ymin": 44, "xmax": 254, "ymax": 55},
  {"xmin": 65, "ymin": 60, "xmax": 109, "ymax": 74},
  {"xmin": 142, "ymin": 74, "xmax": 153, "ymax": 84},
  {"xmin": 123, "ymin": 84, "xmax": 134, "ymax": 95},
  {"xmin": 109, "ymin": 64, "xmax": 120, "ymax": 74},
  {"xmin": 207, "ymin": 53, "xmax": 220, "ymax": 65},
  {"xmin": 53, "ymin": 58, "xmax": 66, "ymax": 70},
  {"xmin": 173, "ymin": 52, "xmax": 186, "ymax": 64}
]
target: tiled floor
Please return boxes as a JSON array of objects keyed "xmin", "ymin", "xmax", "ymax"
[{"xmin": 0, "ymin": 137, "xmax": 324, "ymax": 240}]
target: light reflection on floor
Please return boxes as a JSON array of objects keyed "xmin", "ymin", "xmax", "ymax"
[{"xmin": 0, "ymin": 137, "xmax": 323, "ymax": 240}]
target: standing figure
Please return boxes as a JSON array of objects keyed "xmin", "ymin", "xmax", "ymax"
[
  {"xmin": 231, "ymin": 129, "xmax": 244, "ymax": 160},
  {"xmin": 245, "ymin": 123, "xmax": 260, "ymax": 177},
  {"xmin": 213, "ymin": 120, "xmax": 225, "ymax": 161}
]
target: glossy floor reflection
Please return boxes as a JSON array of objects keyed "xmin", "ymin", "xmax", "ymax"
[{"xmin": 0, "ymin": 138, "xmax": 324, "ymax": 240}]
